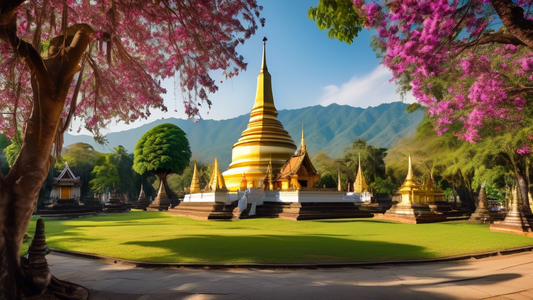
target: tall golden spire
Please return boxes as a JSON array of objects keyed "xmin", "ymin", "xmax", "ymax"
[
  {"xmin": 300, "ymin": 126, "xmax": 307, "ymax": 154},
  {"xmin": 406, "ymin": 151, "xmax": 414, "ymax": 180},
  {"xmin": 222, "ymin": 38, "xmax": 297, "ymax": 191},
  {"xmin": 208, "ymin": 157, "xmax": 226, "ymax": 191},
  {"xmin": 190, "ymin": 159, "xmax": 201, "ymax": 194},
  {"xmin": 353, "ymin": 153, "xmax": 368, "ymax": 193},
  {"xmin": 399, "ymin": 152, "xmax": 418, "ymax": 191},
  {"xmin": 251, "ymin": 37, "xmax": 276, "ymax": 116}
]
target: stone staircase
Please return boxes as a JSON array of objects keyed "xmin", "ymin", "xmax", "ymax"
[
  {"xmin": 168, "ymin": 202, "xmax": 236, "ymax": 220},
  {"xmin": 255, "ymin": 201, "xmax": 374, "ymax": 221}
]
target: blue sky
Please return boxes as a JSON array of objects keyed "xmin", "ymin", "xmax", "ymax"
[{"xmin": 75, "ymin": 0, "xmax": 413, "ymax": 134}]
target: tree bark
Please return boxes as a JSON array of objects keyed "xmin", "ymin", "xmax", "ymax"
[
  {"xmin": 491, "ymin": 0, "xmax": 533, "ymax": 49},
  {"xmin": 0, "ymin": 5, "xmax": 91, "ymax": 298}
]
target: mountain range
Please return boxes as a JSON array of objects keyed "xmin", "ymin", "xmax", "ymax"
[{"xmin": 64, "ymin": 102, "xmax": 424, "ymax": 169}]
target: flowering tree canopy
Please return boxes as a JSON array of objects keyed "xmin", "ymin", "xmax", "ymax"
[
  {"xmin": 310, "ymin": 0, "xmax": 533, "ymax": 144},
  {"xmin": 0, "ymin": 1, "xmax": 261, "ymax": 298},
  {"xmin": 0, "ymin": 0, "xmax": 263, "ymax": 140}
]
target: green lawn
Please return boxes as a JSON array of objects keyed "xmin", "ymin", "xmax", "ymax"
[{"xmin": 22, "ymin": 211, "xmax": 533, "ymax": 264}]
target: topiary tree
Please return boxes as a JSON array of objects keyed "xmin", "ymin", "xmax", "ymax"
[{"xmin": 133, "ymin": 123, "xmax": 191, "ymax": 210}]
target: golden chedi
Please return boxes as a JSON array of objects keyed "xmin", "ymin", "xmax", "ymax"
[
  {"xmin": 353, "ymin": 153, "xmax": 368, "ymax": 193},
  {"xmin": 222, "ymin": 38, "xmax": 297, "ymax": 191}
]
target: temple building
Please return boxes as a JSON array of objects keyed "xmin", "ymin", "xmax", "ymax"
[
  {"xmin": 274, "ymin": 129, "xmax": 319, "ymax": 190},
  {"xmin": 222, "ymin": 38, "xmax": 297, "ymax": 191},
  {"xmin": 51, "ymin": 162, "xmax": 81, "ymax": 202},
  {"xmin": 171, "ymin": 39, "xmax": 373, "ymax": 221}
]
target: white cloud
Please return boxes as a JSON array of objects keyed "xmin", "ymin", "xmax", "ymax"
[{"xmin": 318, "ymin": 65, "xmax": 416, "ymax": 108}]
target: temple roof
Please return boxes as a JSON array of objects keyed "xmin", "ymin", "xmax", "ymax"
[
  {"xmin": 276, "ymin": 129, "xmax": 317, "ymax": 180},
  {"xmin": 53, "ymin": 161, "xmax": 80, "ymax": 184}
]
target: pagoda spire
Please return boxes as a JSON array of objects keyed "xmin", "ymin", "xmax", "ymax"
[
  {"xmin": 261, "ymin": 37, "xmax": 268, "ymax": 71},
  {"xmin": 190, "ymin": 158, "xmax": 201, "ymax": 194},
  {"xmin": 251, "ymin": 37, "xmax": 276, "ymax": 116},
  {"xmin": 300, "ymin": 126, "xmax": 307, "ymax": 154},
  {"xmin": 208, "ymin": 157, "xmax": 226, "ymax": 191},
  {"xmin": 353, "ymin": 153, "xmax": 368, "ymax": 193},
  {"xmin": 406, "ymin": 151, "xmax": 414, "ymax": 180}
]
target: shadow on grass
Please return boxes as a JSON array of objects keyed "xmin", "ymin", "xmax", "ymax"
[{"xmin": 121, "ymin": 234, "xmax": 437, "ymax": 264}]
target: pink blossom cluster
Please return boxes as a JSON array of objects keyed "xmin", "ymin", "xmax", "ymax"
[
  {"xmin": 353, "ymin": 0, "xmax": 533, "ymax": 144},
  {"xmin": 0, "ymin": 0, "xmax": 262, "ymax": 136}
]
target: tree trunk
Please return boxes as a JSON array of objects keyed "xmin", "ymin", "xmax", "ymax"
[{"xmin": 0, "ymin": 6, "xmax": 91, "ymax": 297}]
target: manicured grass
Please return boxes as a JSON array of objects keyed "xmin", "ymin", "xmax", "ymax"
[{"xmin": 22, "ymin": 211, "xmax": 533, "ymax": 264}]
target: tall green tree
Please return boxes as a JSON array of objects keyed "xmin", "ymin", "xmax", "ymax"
[
  {"xmin": 111, "ymin": 146, "xmax": 135, "ymax": 199},
  {"xmin": 90, "ymin": 155, "xmax": 120, "ymax": 195},
  {"xmin": 342, "ymin": 139, "xmax": 386, "ymax": 189},
  {"xmin": 133, "ymin": 123, "xmax": 192, "ymax": 203}
]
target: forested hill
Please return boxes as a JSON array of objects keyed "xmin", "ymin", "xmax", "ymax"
[{"xmin": 64, "ymin": 102, "xmax": 424, "ymax": 169}]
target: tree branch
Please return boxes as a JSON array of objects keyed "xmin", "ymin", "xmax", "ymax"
[
  {"xmin": 491, "ymin": 0, "xmax": 533, "ymax": 49},
  {"xmin": 465, "ymin": 31, "xmax": 526, "ymax": 48}
]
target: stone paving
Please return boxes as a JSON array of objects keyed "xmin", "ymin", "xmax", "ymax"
[{"xmin": 48, "ymin": 251, "xmax": 533, "ymax": 300}]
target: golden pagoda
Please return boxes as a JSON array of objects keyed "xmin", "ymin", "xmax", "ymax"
[
  {"xmin": 397, "ymin": 152, "xmax": 419, "ymax": 205},
  {"xmin": 189, "ymin": 159, "xmax": 201, "ymax": 194},
  {"xmin": 207, "ymin": 157, "xmax": 226, "ymax": 191},
  {"xmin": 222, "ymin": 38, "xmax": 297, "ymax": 190},
  {"xmin": 353, "ymin": 153, "xmax": 368, "ymax": 193}
]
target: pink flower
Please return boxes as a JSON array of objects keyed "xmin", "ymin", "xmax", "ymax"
[{"xmin": 517, "ymin": 145, "xmax": 531, "ymax": 155}]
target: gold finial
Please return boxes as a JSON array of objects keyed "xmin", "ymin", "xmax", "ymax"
[
  {"xmin": 300, "ymin": 125, "xmax": 306, "ymax": 154},
  {"xmin": 261, "ymin": 37, "xmax": 268, "ymax": 71},
  {"xmin": 406, "ymin": 151, "xmax": 413, "ymax": 180}
]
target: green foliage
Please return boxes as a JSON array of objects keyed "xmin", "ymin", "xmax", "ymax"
[
  {"xmin": 317, "ymin": 171, "xmax": 337, "ymax": 188},
  {"xmin": 308, "ymin": 0, "xmax": 363, "ymax": 44},
  {"xmin": 166, "ymin": 160, "xmax": 211, "ymax": 195},
  {"xmin": 133, "ymin": 123, "xmax": 191, "ymax": 177},
  {"xmin": 342, "ymin": 139, "xmax": 386, "ymax": 186},
  {"xmin": 111, "ymin": 146, "xmax": 135, "ymax": 198},
  {"xmin": 373, "ymin": 176, "xmax": 396, "ymax": 197},
  {"xmin": 4, "ymin": 139, "xmax": 21, "ymax": 168},
  {"xmin": 90, "ymin": 155, "xmax": 120, "ymax": 194},
  {"xmin": 22, "ymin": 213, "xmax": 533, "ymax": 263}
]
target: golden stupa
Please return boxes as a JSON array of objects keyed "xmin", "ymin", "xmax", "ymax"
[
  {"xmin": 397, "ymin": 152, "xmax": 419, "ymax": 205},
  {"xmin": 207, "ymin": 157, "xmax": 226, "ymax": 191},
  {"xmin": 353, "ymin": 153, "xmax": 368, "ymax": 193},
  {"xmin": 189, "ymin": 159, "xmax": 201, "ymax": 194},
  {"xmin": 222, "ymin": 38, "xmax": 297, "ymax": 190}
]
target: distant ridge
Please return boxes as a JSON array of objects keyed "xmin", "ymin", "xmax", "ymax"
[{"xmin": 64, "ymin": 102, "xmax": 424, "ymax": 169}]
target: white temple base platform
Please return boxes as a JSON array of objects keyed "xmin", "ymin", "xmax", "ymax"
[
  {"xmin": 182, "ymin": 191, "xmax": 230, "ymax": 203},
  {"xmin": 170, "ymin": 190, "xmax": 375, "ymax": 221}
]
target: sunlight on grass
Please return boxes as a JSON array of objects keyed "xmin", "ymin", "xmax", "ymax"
[{"xmin": 22, "ymin": 212, "xmax": 533, "ymax": 264}]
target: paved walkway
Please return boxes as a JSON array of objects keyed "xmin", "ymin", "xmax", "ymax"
[{"xmin": 48, "ymin": 251, "xmax": 533, "ymax": 300}]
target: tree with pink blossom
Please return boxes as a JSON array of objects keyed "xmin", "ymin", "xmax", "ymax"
[
  {"xmin": 0, "ymin": 1, "xmax": 262, "ymax": 298},
  {"xmin": 310, "ymin": 0, "xmax": 533, "ymax": 211}
]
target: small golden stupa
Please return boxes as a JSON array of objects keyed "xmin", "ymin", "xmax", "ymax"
[
  {"xmin": 353, "ymin": 153, "xmax": 368, "ymax": 193},
  {"xmin": 189, "ymin": 159, "xmax": 201, "ymax": 194},
  {"xmin": 397, "ymin": 152, "xmax": 419, "ymax": 205},
  {"xmin": 222, "ymin": 38, "xmax": 297, "ymax": 190},
  {"xmin": 207, "ymin": 157, "xmax": 226, "ymax": 191}
]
